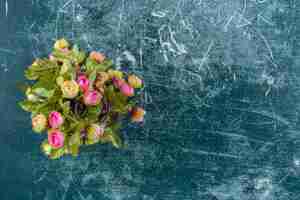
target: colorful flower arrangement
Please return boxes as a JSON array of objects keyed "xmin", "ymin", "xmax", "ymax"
[{"xmin": 19, "ymin": 39, "xmax": 145, "ymax": 159}]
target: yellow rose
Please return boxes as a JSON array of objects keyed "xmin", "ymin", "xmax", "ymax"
[
  {"xmin": 108, "ymin": 69, "xmax": 123, "ymax": 79},
  {"xmin": 128, "ymin": 74, "xmax": 143, "ymax": 88},
  {"xmin": 32, "ymin": 114, "xmax": 47, "ymax": 133},
  {"xmin": 61, "ymin": 80, "xmax": 79, "ymax": 99},
  {"xmin": 54, "ymin": 38, "xmax": 70, "ymax": 50}
]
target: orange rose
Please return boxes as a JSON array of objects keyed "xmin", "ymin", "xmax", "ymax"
[
  {"xmin": 131, "ymin": 107, "xmax": 146, "ymax": 122},
  {"xmin": 89, "ymin": 51, "xmax": 106, "ymax": 63}
]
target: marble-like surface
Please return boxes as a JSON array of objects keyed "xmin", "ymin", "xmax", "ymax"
[{"xmin": 1, "ymin": 0, "xmax": 300, "ymax": 199}]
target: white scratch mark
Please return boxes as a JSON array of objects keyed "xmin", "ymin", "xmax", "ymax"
[
  {"xmin": 139, "ymin": 47, "xmax": 143, "ymax": 67},
  {"xmin": 257, "ymin": 30, "xmax": 274, "ymax": 60},
  {"xmin": 236, "ymin": 14, "xmax": 252, "ymax": 28},
  {"xmin": 0, "ymin": 48, "xmax": 16, "ymax": 55},
  {"xmin": 168, "ymin": 26, "xmax": 187, "ymax": 54},
  {"xmin": 144, "ymin": 37, "xmax": 157, "ymax": 43},
  {"xmin": 151, "ymin": 11, "xmax": 167, "ymax": 18},
  {"xmin": 182, "ymin": 148, "xmax": 241, "ymax": 159},
  {"xmin": 61, "ymin": 0, "xmax": 73, "ymax": 10},
  {"xmin": 123, "ymin": 50, "xmax": 137, "ymax": 66},
  {"xmin": 198, "ymin": 40, "xmax": 214, "ymax": 71},
  {"xmin": 258, "ymin": 14, "xmax": 274, "ymax": 26},
  {"xmin": 206, "ymin": 130, "xmax": 274, "ymax": 145},
  {"xmin": 224, "ymin": 13, "xmax": 236, "ymax": 32},
  {"xmin": 257, "ymin": 0, "xmax": 269, "ymax": 3},
  {"xmin": 33, "ymin": 172, "xmax": 47, "ymax": 184},
  {"xmin": 144, "ymin": 91, "xmax": 153, "ymax": 104},
  {"xmin": 277, "ymin": 171, "xmax": 291, "ymax": 185},
  {"xmin": 5, "ymin": 0, "xmax": 8, "ymax": 17},
  {"xmin": 241, "ymin": 0, "xmax": 247, "ymax": 17},
  {"xmin": 232, "ymin": 107, "xmax": 290, "ymax": 126},
  {"xmin": 196, "ymin": 0, "xmax": 203, "ymax": 6}
]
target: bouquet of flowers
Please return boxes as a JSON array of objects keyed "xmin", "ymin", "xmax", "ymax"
[{"xmin": 19, "ymin": 39, "xmax": 145, "ymax": 159}]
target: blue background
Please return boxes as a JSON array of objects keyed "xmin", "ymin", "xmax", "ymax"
[{"xmin": 0, "ymin": 0, "xmax": 300, "ymax": 199}]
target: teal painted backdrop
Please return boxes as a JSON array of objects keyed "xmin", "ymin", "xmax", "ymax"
[{"xmin": 1, "ymin": 0, "xmax": 300, "ymax": 199}]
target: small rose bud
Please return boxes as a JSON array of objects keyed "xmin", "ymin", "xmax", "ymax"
[
  {"xmin": 48, "ymin": 129, "xmax": 65, "ymax": 149},
  {"xmin": 32, "ymin": 60, "xmax": 39, "ymax": 66},
  {"xmin": 89, "ymin": 51, "xmax": 106, "ymax": 63},
  {"xmin": 128, "ymin": 74, "xmax": 143, "ymax": 89},
  {"xmin": 48, "ymin": 111, "xmax": 64, "ymax": 129},
  {"xmin": 77, "ymin": 74, "xmax": 90, "ymax": 92},
  {"xmin": 32, "ymin": 114, "xmax": 47, "ymax": 133},
  {"xmin": 61, "ymin": 80, "xmax": 80, "ymax": 99},
  {"xmin": 83, "ymin": 90, "xmax": 102, "ymax": 106},
  {"xmin": 131, "ymin": 107, "xmax": 146, "ymax": 122},
  {"xmin": 41, "ymin": 142, "xmax": 52, "ymax": 155},
  {"xmin": 54, "ymin": 38, "xmax": 70, "ymax": 50},
  {"xmin": 49, "ymin": 54, "xmax": 56, "ymax": 61},
  {"xmin": 108, "ymin": 69, "xmax": 123, "ymax": 79},
  {"xmin": 120, "ymin": 83, "xmax": 134, "ymax": 97},
  {"xmin": 87, "ymin": 124, "xmax": 105, "ymax": 141}
]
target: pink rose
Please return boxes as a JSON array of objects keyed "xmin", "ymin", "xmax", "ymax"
[
  {"xmin": 48, "ymin": 130, "xmax": 65, "ymax": 149},
  {"xmin": 120, "ymin": 83, "xmax": 134, "ymax": 97},
  {"xmin": 112, "ymin": 77, "xmax": 125, "ymax": 88},
  {"xmin": 83, "ymin": 90, "xmax": 102, "ymax": 106},
  {"xmin": 77, "ymin": 74, "xmax": 90, "ymax": 92},
  {"xmin": 48, "ymin": 111, "xmax": 64, "ymax": 128}
]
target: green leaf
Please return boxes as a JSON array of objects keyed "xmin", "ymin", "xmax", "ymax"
[
  {"xmin": 32, "ymin": 72, "xmax": 57, "ymax": 90},
  {"xmin": 86, "ymin": 105, "xmax": 102, "ymax": 121},
  {"xmin": 59, "ymin": 100, "xmax": 71, "ymax": 115},
  {"xmin": 88, "ymin": 70, "xmax": 97, "ymax": 89},
  {"xmin": 25, "ymin": 59, "xmax": 59, "ymax": 80},
  {"xmin": 85, "ymin": 58, "xmax": 97, "ymax": 72},
  {"xmin": 52, "ymin": 48, "xmax": 86, "ymax": 64},
  {"xmin": 25, "ymin": 69, "xmax": 39, "ymax": 80},
  {"xmin": 18, "ymin": 100, "xmax": 39, "ymax": 112},
  {"xmin": 32, "ymin": 88, "xmax": 55, "ymax": 98},
  {"xmin": 113, "ymin": 92, "xmax": 128, "ymax": 113},
  {"xmin": 69, "ymin": 131, "xmax": 81, "ymax": 156},
  {"xmin": 104, "ymin": 85, "xmax": 129, "ymax": 114},
  {"xmin": 104, "ymin": 128, "xmax": 123, "ymax": 148},
  {"xmin": 109, "ymin": 132, "xmax": 122, "ymax": 148},
  {"xmin": 85, "ymin": 58, "xmax": 112, "ymax": 73},
  {"xmin": 69, "ymin": 131, "xmax": 81, "ymax": 146},
  {"xmin": 49, "ymin": 148, "xmax": 65, "ymax": 159},
  {"xmin": 72, "ymin": 45, "xmax": 86, "ymax": 64},
  {"xmin": 86, "ymin": 138, "xmax": 99, "ymax": 145},
  {"xmin": 70, "ymin": 144, "xmax": 79, "ymax": 156},
  {"xmin": 16, "ymin": 82, "xmax": 30, "ymax": 93},
  {"xmin": 60, "ymin": 60, "xmax": 72, "ymax": 75},
  {"xmin": 96, "ymin": 59, "xmax": 113, "ymax": 72}
]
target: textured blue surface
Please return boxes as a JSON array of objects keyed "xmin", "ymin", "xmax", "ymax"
[{"xmin": 1, "ymin": 0, "xmax": 300, "ymax": 199}]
